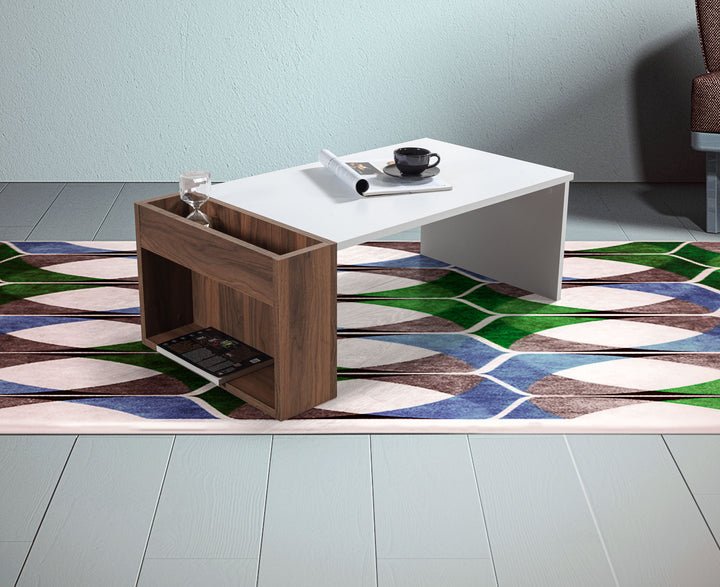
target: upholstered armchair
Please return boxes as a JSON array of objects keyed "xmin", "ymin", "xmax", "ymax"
[{"xmin": 692, "ymin": 0, "xmax": 720, "ymax": 232}]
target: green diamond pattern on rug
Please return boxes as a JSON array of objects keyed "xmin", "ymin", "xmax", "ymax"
[
  {"xmin": 1, "ymin": 240, "xmax": 720, "ymax": 432},
  {"xmin": 673, "ymin": 242, "xmax": 720, "ymax": 267}
]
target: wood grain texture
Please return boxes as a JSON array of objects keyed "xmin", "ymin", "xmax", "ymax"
[
  {"xmin": 468, "ymin": 435, "xmax": 616, "ymax": 587},
  {"xmin": 258, "ymin": 435, "xmax": 375, "ymax": 587},
  {"xmin": 377, "ymin": 558, "xmax": 496, "ymax": 587},
  {"xmin": 28, "ymin": 182, "xmax": 123, "ymax": 240},
  {"xmin": 223, "ymin": 366, "xmax": 276, "ymax": 413},
  {"xmin": 191, "ymin": 274, "xmax": 275, "ymax": 356},
  {"xmin": 150, "ymin": 192, "xmax": 322, "ymax": 254},
  {"xmin": 273, "ymin": 241, "xmax": 337, "ymax": 419},
  {"xmin": 135, "ymin": 192, "xmax": 337, "ymax": 419},
  {"xmin": 216, "ymin": 200, "xmax": 320, "ymax": 255},
  {"xmin": 137, "ymin": 248, "xmax": 194, "ymax": 344},
  {"xmin": 144, "ymin": 436, "xmax": 271, "ymax": 559},
  {"xmin": 16, "ymin": 436, "xmax": 173, "ymax": 587},
  {"xmin": 138, "ymin": 559, "xmax": 258, "ymax": 587},
  {"xmin": 0, "ymin": 435, "xmax": 75, "ymax": 541},
  {"xmin": 568, "ymin": 435, "xmax": 720, "ymax": 586},
  {"xmin": 136, "ymin": 200, "xmax": 276, "ymax": 304},
  {"xmin": 371, "ymin": 435, "xmax": 491, "ymax": 559}
]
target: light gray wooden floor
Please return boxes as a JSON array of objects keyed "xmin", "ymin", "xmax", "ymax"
[{"xmin": 1, "ymin": 182, "xmax": 719, "ymax": 586}]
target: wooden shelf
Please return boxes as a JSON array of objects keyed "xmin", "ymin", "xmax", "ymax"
[{"xmin": 135, "ymin": 193, "xmax": 337, "ymax": 420}]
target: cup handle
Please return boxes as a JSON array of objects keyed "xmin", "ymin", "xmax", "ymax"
[{"xmin": 427, "ymin": 153, "xmax": 440, "ymax": 169}]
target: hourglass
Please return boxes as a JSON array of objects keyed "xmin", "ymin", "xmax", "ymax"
[{"xmin": 179, "ymin": 170, "xmax": 212, "ymax": 228}]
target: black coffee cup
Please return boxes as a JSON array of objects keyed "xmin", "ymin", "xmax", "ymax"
[{"xmin": 394, "ymin": 147, "xmax": 440, "ymax": 175}]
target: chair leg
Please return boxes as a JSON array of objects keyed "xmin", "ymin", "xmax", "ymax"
[{"xmin": 707, "ymin": 152, "xmax": 720, "ymax": 233}]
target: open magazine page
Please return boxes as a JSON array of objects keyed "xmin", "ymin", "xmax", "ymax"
[{"xmin": 319, "ymin": 149, "xmax": 452, "ymax": 197}]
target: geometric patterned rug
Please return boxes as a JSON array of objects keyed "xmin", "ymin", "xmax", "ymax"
[{"xmin": 2, "ymin": 240, "xmax": 720, "ymax": 433}]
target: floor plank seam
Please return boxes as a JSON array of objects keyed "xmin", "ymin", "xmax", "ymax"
[
  {"xmin": 93, "ymin": 183, "xmax": 126, "ymax": 241},
  {"xmin": 255, "ymin": 435, "xmax": 274, "ymax": 587},
  {"xmin": 145, "ymin": 556, "xmax": 257, "ymax": 561},
  {"xmin": 563, "ymin": 435, "xmax": 621, "ymax": 587},
  {"xmin": 369, "ymin": 435, "xmax": 380, "ymax": 587},
  {"xmin": 464, "ymin": 435, "xmax": 500, "ymax": 587},
  {"xmin": 134, "ymin": 435, "xmax": 176, "ymax": 587},
  {"xmin": 377, "ymin": 556, "xmax": 492, "ymax": 561},
  {"xmin": 591, "ymin": 186, "xmax": 631, "ymax": 240},
  {"xmin": 13, "ymin": 434, "xmax": 79, "ymax": 587},
  {"xmin": 27, "ymin": 183, "xmax": 68, "ymax": 240},
  {"xmin": 660, "ymin": 434, "xmax": 720, "ymax": 551}
]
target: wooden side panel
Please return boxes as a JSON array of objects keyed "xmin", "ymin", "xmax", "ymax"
[
  {"xmin": 192, "ymin": 274, "xmax": 275, "ymax": 356},
  {"xmin": 273, "ymin": 242, "xmax": 337, "ymax": 419},
  {"xmin": 137, "ymin": 248, "xmax": 193, "ymax": 344},
  {"xmin": 135, "ymin": 194, "xmax": 338, "ymax": 420},
  {"xmin": 224, "ymin": 367, "xmax": 276, "ymax": 412},
  {"xmin": 218, "ymin": 204, "xmax": 317, "ymax": 255},
  {"xmin": 148, "ymin": 193, "xmax": 321, "ymax": 254},
  {"xmin": 136, "ymin": 202, "xmax": 275, "ymax": 304}
]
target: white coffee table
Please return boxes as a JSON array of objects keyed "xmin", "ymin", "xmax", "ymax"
[{"xmin": 212, "ymin": 138, "xmax": 573, "ymax": 300}]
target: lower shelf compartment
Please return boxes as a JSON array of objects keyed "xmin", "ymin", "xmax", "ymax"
[
  {"xmin": 223, "ymin": 366, "xmax": 276, "ymax": 414},
  {"xmin": 136, "ymin": 194, "xmax": 338, "ymax": 420},
  {"xmin": 144, "ymin": 323, "xmax": 276, "ymax": 413}
]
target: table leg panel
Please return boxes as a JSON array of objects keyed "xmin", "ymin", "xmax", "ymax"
[{"xmin": 420, "ymin": 182, "xmax": 568, "ymax": 300}]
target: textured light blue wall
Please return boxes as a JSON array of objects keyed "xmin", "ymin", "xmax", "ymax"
[{"xmin": 0, "ymin": 0, "xmax": 706, "ymax": 181}]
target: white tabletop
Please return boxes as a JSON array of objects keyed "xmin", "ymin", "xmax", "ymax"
[{"xmin": 211, "ymin": 138, "xmax": 574, "ymax": 248}]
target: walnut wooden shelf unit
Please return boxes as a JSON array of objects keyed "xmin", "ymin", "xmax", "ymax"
[{"xmin": 134, "ymin": 194, "xmax": 337, "ymax": 420}]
